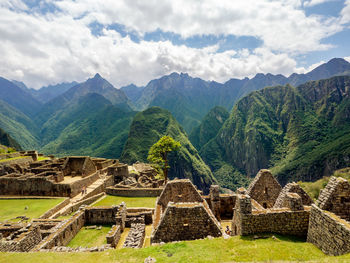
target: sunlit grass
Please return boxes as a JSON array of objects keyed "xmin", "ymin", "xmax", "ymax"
[
  {"xmin": 0, "ymin": 198, "xmax": 65, "ymax": 222},
  {"xmin": 93, "ymin": 195, "xmax": 157, "ymax": 208}
]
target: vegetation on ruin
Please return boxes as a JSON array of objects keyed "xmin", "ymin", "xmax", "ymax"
[
  {"xmin": 67, "ymin": 225, "xmax": 111, "ymax": 248},
  {"xmin": 0, "ymin": 156, "xmax": 27, "ymax": 163},
  {"xmin": 299, "ymin": 167, "xmax": 350, "ymax": 200},
  {"xmin": 93, "ymin": 195, "xmax": 157, "ymax": 208},
  {"xmin": 147, "ymin": 135, "xmax": 181, "ymax": 182},
  {"xmin": 2, "ymin": 234, "xmax": 350, "ymax": 262},
  {"xmin": 0, "ymin": 198, "xmax": 65, "ymax": 222},
  {"xmin": 201, "ymin": 76, "xmax": 350, "ymax": 190}
]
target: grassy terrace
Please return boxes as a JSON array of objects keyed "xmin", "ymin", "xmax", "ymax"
[
  {"xmin": 0, "ymin": 156, "xmax": 26, "ymax": 163},
  {"xmin": 67, "ymin": 225, "xmax": 111, "ymax": 248},
  {"xmin": 2, "ymin": 234, "xmax": 350, "ymax": 262},
  {"xmin": 0, "ymin": 198, "xmax": 65, "ymax": 222},
  {"xmin": 93, "ymin": 195, "xmax": 157, "ymax": 208}
]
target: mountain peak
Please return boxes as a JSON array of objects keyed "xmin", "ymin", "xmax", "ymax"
[{"xmin": 93, "ymin": 73, "xmax": 102, "ymax": 79}]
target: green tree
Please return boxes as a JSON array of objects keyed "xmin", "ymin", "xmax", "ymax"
[{"xmin": 147, "ymin": 136, "xmax": 181, "ymax": 182}]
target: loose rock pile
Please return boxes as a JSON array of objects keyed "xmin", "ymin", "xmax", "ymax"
[{"xmin": 123, "ymin": 223, "xmax": 145, "ymax": 248}]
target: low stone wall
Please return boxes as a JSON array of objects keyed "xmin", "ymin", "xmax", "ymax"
[
  {"xmin": 59, "ymin": 193, "xmax": 105, "ymax": 217},
  {"xmin": 0, "ymin": 225, "xmax": 42, "ymax": 252},
  {"xmin": 0, "ymin": 172, "xmax": 100, "ymax": 197},
  {"xmin": 106, "ymin": 187, "xmax": 162, "ymax": 197},
  {"xmin": 85, "ymin": 206, "xmax": 124, "ymax": 225},
  {"xmin": 34, "ymin": 211, "xmax": 85, "ymax": 250},
  {"xmin": 106, "ymin": 225, "xmax": 121, "ymax": 248},
  {"xmin": 123, "ymin": 223, "xmax": 145, "ymax": 248},
  {"xmin": 233, "ymin": 209, "xmax": 310, "ymax": 236},
  {"xmin": 0, "ymin": 152, "xmax": 20, "ymax": 160},
  {"xmin": 39, "ymin": 198, "xmax": 70, "ymax": 219},
  {"xmin": 0, "ymin": 156, "xmax": 33, "ymax": 166},
  {"xmin": 307, "ymin": 204, "xmax": 350, "ymax": 256},
  {"xmin": 127, "ymin": 208, "xmax": 154, "ymax": 225},
  {"xmin": 232, "ymin": 194, "xmax": 310, "ymax": 237}
]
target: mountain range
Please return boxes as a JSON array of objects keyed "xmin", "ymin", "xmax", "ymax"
[{"xmin": 0, "ymin": 57, "xmax": 349, "ymax": 191}]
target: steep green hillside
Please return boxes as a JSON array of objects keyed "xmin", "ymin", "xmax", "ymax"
[
  {"xmin": 40, "ymin": 93, "xmax": 135, "ymax": 158},
  {"xmin": 0, "ymin": 99, "xmax": 39, "ymax": 149},
  {"xmin": 201, "ymin": 76, "xmax": 350, "ymax": 190},
  {"xmin": 0, "ymin": 128, "xmax": 22, "ymax": 150},
  {"xmin": 0, "ymin": 77, "xmax": 42, "ymax": 117},
  {"xmin": 121, "ymin": 107, "xmax": 216, "ymax": 192},
  {"xmin": 189, "ymin": 106, "xmax": 229, "ymax": 151}
]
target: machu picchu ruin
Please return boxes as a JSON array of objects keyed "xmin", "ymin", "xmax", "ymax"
[{"xmin": 1, "ymin": 146, "xmax": 349, "ymax": 260}]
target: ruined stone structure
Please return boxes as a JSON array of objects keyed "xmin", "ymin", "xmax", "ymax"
[
  {"xmin": 151, "ymin": 179, "xmax": 222, "ymax": 243},
  {"xmin": 307, "ymin": 176, "xmax": 350, "ymax": 255},
  {"xmin": 274, "ymin": 182, "xmax": 313, "ymax": 208},
  {"xmin": 232, "ymin": 193, "xmax": 310, "ymax": 236},
  {"xmin": 232, "ymin": 169, "xmax": 312, "ymax": 237},
  {"xmin": 247, "ymin": 169, "xmax": 282, "ymax": 208},
  {"xmin": 0, "ymin": 156, "xmax": 119, "ymax": 197}
]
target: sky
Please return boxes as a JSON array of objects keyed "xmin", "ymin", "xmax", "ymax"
[{"xmin": 0, "ymin": 0, "xmax": 350, "ymax": 89}]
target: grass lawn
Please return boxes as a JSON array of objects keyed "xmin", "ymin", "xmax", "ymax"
[
  {"xmin": 93, "ymin": 195, "xmax": 157, "ymax": 208},
  {"xmin": 67, "ymin": 225, "xmax": 111, "ymax": 248},
  {"xmin": 2, "ymin": 234, "xmax": 350, "ymax": 263},
  {"xmin": 0, "ymin": 198, "xmax": 65, "ymax": 222}
]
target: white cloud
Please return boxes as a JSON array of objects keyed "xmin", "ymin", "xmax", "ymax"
[
  {"xmin": 345, "ymin": 56, "xmax": 350, "ymax": 62},
  {"xmin": 53, "ymin": 0, "xmax": 342, "ymax": 54},
  {"xmin": 303, "ymin": 0, "xmax": 333, "ymax": 7},
  {"xmin": 341, "ymin": 0, "xmax": 350, "ymax": 24},
  {"xmin": 0, "ymin": 0, "xmax": 345, "ymax": 89}
]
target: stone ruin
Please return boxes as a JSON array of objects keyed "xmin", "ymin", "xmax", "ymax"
[
  {"xmin": 247, "ymin": 169, "xmax": 282, "ymax": 209},
  {"xmin": 232, "ymin": 169, "xmax": 312, "ymax": 237},
  {"xmin": 0, "ymin": 155, "xmax": 121, "ymax": 197},
  {"xmin": 307, "ymin": 176, "xmax": 350, "ymax": 256},
  {"xmin": 151, "ymin": 179, "xmax": 222, "ymax": 243}
]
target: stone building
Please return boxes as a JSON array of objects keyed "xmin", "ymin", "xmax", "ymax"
[
  {"xmin": 274, "ymin": 182, "xmax": 313, "ymax": 208},
  {"xmin": 151, "ymin": 179, "xmax": 222, "ymax": 243},
  {"xmin": 247, "ymin": 169, "xmax": 282, "ymax": 208},
  {"xmin": 232, "ymin": 169, "xmax": 312, "ymax": 237},
  {"xmin": 307, "ymin": 176, "xmax": 350, "ymax": 256}
]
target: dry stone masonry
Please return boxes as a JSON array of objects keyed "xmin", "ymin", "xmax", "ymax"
[{"xmin": 307, "ymin": 176, "xmax": 350, "ymax": 255}]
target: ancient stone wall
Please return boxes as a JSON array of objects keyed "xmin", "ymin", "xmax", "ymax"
[
  {"xmin": 106, "ymin": 225, "xmax": 121, "ymax": 248},
  {"xmin": 85, "ymin": 206, "xmax": 120, "ymax": 225},
  {"xmin": 0, "ymin": 171, "xmax": 100, "ymax": 197},
  {"xmin": 274, "ymin": 182, "xmax": 313, "ymax": 208},
  {"xmin": 157, "ymin": 179, "xmax": 203, "ymax": 210},
  {"xmin": 106, "ymin": 187, "xmax": 162, "ymax": 197},
  {"xmin": 307, "ymin": 204, "xmax": 350, "ymax": 256},
  {"xmin": 60, "ymin": 193, "xmax": 105, "ymax": 217},
  {"xmin": 0, "ymin": 156, "xmax": 33, "ymax": 166},
  {"xmin": 0, "ymin": 225, "xmax": 42, "ymax": 252},
  {"xmin": 34, "ymin": 211, "xmax": 85, "ymax": 250},
  {"xmin": 317, "ymin": 176, "xmax": 350, "ymax": 221},
  {"xmin": 232, "ymin": 194, "xmax": 309, "ymax": 236},
  {"xmin": 151, "ymin": 202, "xmax": 222, "ymax": 243},
  {"xmin": 247, "ymin": 169, "xmax": 282, "ymax": 208}
]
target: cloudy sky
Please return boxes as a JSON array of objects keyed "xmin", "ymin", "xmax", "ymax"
[{"xmin": 1, "ymin": 0, "xmax": 350, "ymax": 89}]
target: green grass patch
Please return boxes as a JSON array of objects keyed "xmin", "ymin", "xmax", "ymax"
[
  {"xmin": 93, "ymin": 195, "xmax": 157, "ymax": 208},
  {"xmin": 37, "ymin": 156, "xmax": 50, "ymax": 161},
  {"xmin": 67, "ymin": 225, "xmax": 111, "ymax": 248},
  {"xmin": 2, "ymin": 234, "xmax": 350, "ymax": 262},
  {"xmin": 0, "ymin": 198, "xmax": 65, "ymax": 222}
]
